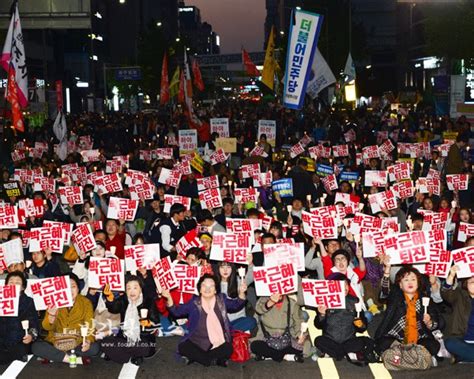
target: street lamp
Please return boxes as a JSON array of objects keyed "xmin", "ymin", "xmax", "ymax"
[
  {"xmin": 176, "ymin": 37, "xmax": 180, "ymax": 42},
  {"xmin": 156, "ymin": 21, "xmax": 162, "ymax": 27},
  {"xmin": 119, "ymin": 0, "xmax": 125, "ymax": 4},
  {"xmin": 280, "ymin": 31, "xmax": 284, "ymax": 36}
]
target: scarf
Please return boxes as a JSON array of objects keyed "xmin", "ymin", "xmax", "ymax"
[
  {"xmin": 123, "ymin": 294, "xmax": 143, "ymax": 345},
  {"xmin": 201, "ymin": 297, "xmax": 225, "ymax": 349},
  {"xmin": 404, "ymin": 292, "xmax": 419, "ymax": 344}
]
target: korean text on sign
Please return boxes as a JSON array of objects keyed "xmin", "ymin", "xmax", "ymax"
[
  {"xmin": 29, "ymin": 276, "xmax": 74, "ymax": 311},
  {"xmin": 253, "ymin": 263, "xmax": 298, "ymax": 296},
  {"xmin": 302, "ymin": 279, "xmax": 346, "ymax": 309},
  {"xmin": 88, "ymin": 258, "xmax": 125, "ymax": 291}
]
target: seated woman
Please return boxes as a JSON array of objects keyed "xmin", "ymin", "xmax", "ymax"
[
  {"xmin": 375, "ymin": 264, "xmax": 440, "ymax": 365},
  {"xmin": 215, "ymin": 261, "xmax": 256, "ymax": 333},
  {"xmin": 441, "ymin": 266, "xmax": 474, "ymax": 363},
  {"xmin": 314, "ymin": 273, "xmax": 376, "ymax": 365},
  {"xmin": 0, "ymin": 271, "xmax": 39, "ymax": 364},
  {"xmin": 32, "ymin": 273, "xmax": 100, "ymax": 365},
  {"xmin": 100, "ymin": 275, "xmax": 159, "ymax": 365},
  {"xmin": 161, "ymin": 274, "xmax": 247, "ymax": 367},
  {"xmin": 251, "ymin": 294, "xmax": 308, "ymax": 363}
]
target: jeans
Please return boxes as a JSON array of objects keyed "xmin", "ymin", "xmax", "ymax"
[
  {"xmin": 230, "ymin": 317, "xmax": 257, "ymax": 332},
  {"xmin": 445, "ymin": 337, "xmax": 474, "ymax": 362}
]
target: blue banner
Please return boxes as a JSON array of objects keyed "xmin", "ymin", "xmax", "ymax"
[
  {"xmin": 282, "ymin": 9, "xmax": 324, "ymax": 110},
  {"xmin": 316, "ymin": 164, "xmax": 333, "ymax": 177},
  {"xmin": 339, "ymin": 171, "xmax": 359, "ymax": 182},
  {"xmin": 272, "ymin": 178, "xmax": 293, "ymax": 198}
]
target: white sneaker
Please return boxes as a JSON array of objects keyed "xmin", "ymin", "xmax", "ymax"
[{"xmin": 431, "ymin": 356, "xmax": 438, "ymax": 367}]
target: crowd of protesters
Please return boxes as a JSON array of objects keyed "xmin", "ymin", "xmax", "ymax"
[{"xmin": 0, "ymin": 99, "xmax": 473, "ymax": 370}]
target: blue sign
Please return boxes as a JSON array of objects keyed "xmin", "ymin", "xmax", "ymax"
[
  {"xmin": 272, "ymin": 178, "xmax": 293, "ymax": 198},
  {"xmin": 316, "ymin": 164, "xmax": 333, "ymax": 177},
  {"xmin": 339, "ymin": 171, "xmax": 359, "ymax": 182},
  {"xmin": 115, "ymin": 68, "xmax": 142, "ymax": 81}
]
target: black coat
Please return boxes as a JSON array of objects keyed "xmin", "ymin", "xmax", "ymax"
[
  {"xmin": 0, "ymin": 293, "xmax": 39, "ymax": 348},
  {"xmin": 314, "ymin": 294, "xmax": 367, "ymax": 344},
  {"xmin": 375, "ymin": 287, "xmax": 440, "ymax": 341}
]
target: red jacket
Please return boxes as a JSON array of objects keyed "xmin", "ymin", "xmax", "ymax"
[
  {"xmin": 155, "ymin": 289, "xmax": 193, "ymax": 318},
  {"xmin": 106, "ymin": 230, "xmax": 126, "ymax": 259},
  {"xmin": 321, "ymin": 255, "xmax": 366, "ymax": 298}
]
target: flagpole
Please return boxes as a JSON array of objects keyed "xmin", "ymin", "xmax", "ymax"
[{"xmin": 3, "ymin": 0, "xmax": 19, "ymax": 135}]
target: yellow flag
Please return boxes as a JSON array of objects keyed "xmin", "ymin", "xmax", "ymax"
[
  {"xmin": 262, "ymin": 26, "xmax": 276, "ymax": 90},
  {"xmin": 169, "ymin": 66, "xmax": 180, "ymax": 97}
]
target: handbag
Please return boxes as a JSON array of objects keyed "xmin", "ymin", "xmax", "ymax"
[
  {"xmin": 230, "ymin": 330, "xmax": 251, "ymax": 363},
  {"xmin": 382, "ymin": 341, "xmax": 432, "ymax": 370},
  {"xmin": 53, "ymin": 332, "xmax": 79, "ymax": 352},
  {"xmin": 260, "ymin": 300, "xmax": 293, "ymax": 351}
]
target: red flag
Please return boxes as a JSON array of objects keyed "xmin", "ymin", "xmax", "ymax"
[
  {"xmin": 6, "ymin": 66, "xmax": 24, "ymax": 132},
  {"xmin": 55, "ymin": 80, "xmax": 63, "ymax": 110},
  {"xmin": 160, "ymin": 53, "xmax": 170, "ymax": 105},
  {"xmin": 242, "ymin": 49, "xmax": 260, "ymax": 77},
  {"xmin": 192, "ymin": 59, "xmax": 204, "ymax": 91},
  {"xmin": 178, "ymin": 70, "xmax": 185, "ymax": 104}
]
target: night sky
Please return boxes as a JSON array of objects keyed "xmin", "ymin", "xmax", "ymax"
[{"xmin": 188, "ymin": 0, "xmax": 266, "ymax": 54}]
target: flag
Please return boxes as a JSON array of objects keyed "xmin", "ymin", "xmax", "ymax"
[
  {"xmin": 53, "ymin": 111, "xmax": 67, "ymax": 161},
  {"xmin": 1, "ymin": 1, "xmax": 28, "ymax": 108},
  {"xmin": 183, "ymin": 51, "xmax": 210, "ymax": 142},
  {"xmin": 282, "ymin": 9, "xmax": 324, "ymax": 110},
  {"xmin": 183, "ymin": 49, "xmax": 193, "ymax": 99},
  {"xmin": 6, "ymin": 66, "xmax": 24, "ymax": 132},
  {"xmin": 344, "ymin": 53, "xmax": 356, "ymax": 82},
  {"xmin": 160, "ymin": 53, "xmax": 170, "ymax": 105},
  {"xmin": 169, "ymin": 66, "xmax": 180, "ymax": 98},
  {"xmin": 1, "ymin": 1, "xmax": 28, "ymax": 132},
  {"xmin": 178, "ymin": 70, "xmax": 185, "ymax": 103},
  {"xmin": 242, "ymin": 49, "xmax": 260, "ymax": 77},
  {"xmin": 306, "ymin": 48, "xmax": 336, "ymax": 99},
  {"xmin": 262, "ymin": 26, "xmax": 276, "ymax": 90},
  {"xmin": 192, "ymin": 59, "xmax": 205, "ymax": 91}
]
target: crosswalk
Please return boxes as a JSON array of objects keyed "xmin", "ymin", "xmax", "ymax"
[
  {"xmin": 306, "ymin": 309, "xmax": 392, "ymax": 379},
  {"xmin": 0, "ymin": 355, "xmax": 33, "ymax": 379},
  {"xmin": 0, "ymin": 311, "xmax": 392, "ymax": 379}
]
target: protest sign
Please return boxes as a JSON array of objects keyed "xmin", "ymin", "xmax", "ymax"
[
  {"xmin": 451, "ymin": 246, "xmax": 474, "ymax": 278},
  {"xmin": 88, "ymin": 258, "xmax": 125, "ymax": 291},
  {"xmin": 253, "ymin": 263, "xmax": 298, "ymax": 296},
  {"xmin": 29, "ymin": 276, "xmax": 74, "ymax": 311},
  {"xmin": 71, "ymin": 223, "xmax": 97, "ymax": 254},
  {"xmin": 263, "ymin": 243, "xmax": 305, "ymax": 272},
  {"xmin": 210, "ymin": 231, "xmax": 252, "ymax": 265},
  {"xmin": 272, "ymin": 178, "xmax": 293, "ymax": 198},
  {"xmin": 163, "ymin": 195, "xmax": 191, "ymax": 213},
  {"xmin": 107, "ymin": 197, "xmax": 139, "ymax": 221},
  {"xmin": 199, "ymin": 188, "xmax": 223, "ymax": 209},
  {"xmin": 174, "ymin": 264, "xmax": 201, "ymax": 294},
  {"xmin": 302, "ymin": 211, "xmax": 338, "ymax": 239},
  {"xmin": 302, "ymin": 279, "xmax": 346, "ymax": 309},
  {"xmin": 210, "ymin": 118, "xmax": 230, "ymax": 137},
  {"xmin": 124, "ymin": 244, "xmax": 161, "ymax": 271},
  {"xmin": 152, "ymin": 257, "xmax": 178, "ymax": 291},
  {"xmin": 179, "ymin": 129, "xmax": 198, "ymax": 156},
  {"xmin": 258, "ymin": 120, "xmax": 276, "ymax": 147},
  {"xmin": 29, "ymin": 226, "xmax": 64, "ymax": 253},
  {"xmin": 0, "ymin": 285, "xmax": 20, "ymax": 316},
  {"xmin": 383, "ymin": 231, "xmax": 430, "ymax": 264}
]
